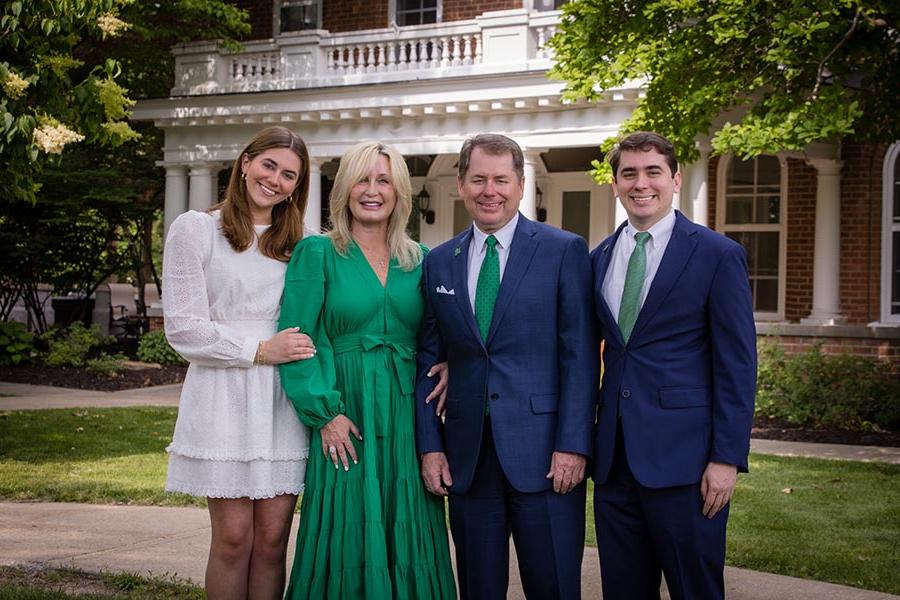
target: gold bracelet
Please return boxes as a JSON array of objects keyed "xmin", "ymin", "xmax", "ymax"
[{"xmin": 255, "ymin": 341, "xmax": 266, "ymax": 365}]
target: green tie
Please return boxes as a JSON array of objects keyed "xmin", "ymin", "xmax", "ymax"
[
  {"xmin": 617, "ymin": 231, "xmax": 651, "ymax": 343},
  {"xmin": 475, "ymin": 235, "xmax": 500, "ymax": 341}
]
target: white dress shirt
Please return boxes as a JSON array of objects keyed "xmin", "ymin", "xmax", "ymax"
[
  {"xmin": 601, "ymin": 209, "xmax": 676, "ymax": 321},
  {"xmin": 467, "ymin": 212, "xmax": 519, "ymax": 313}
]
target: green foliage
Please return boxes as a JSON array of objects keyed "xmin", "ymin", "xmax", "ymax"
[
  {"xmin": 0, "ymin": 320, "xmax": 35, "ymax": 366},
  {"xmin": 549, "ymin": 0, "xmax": 899, "ymax": 165},
  {"xmin": 40, "ymin": 322, "xmax": 114, "ymax": 368},
  {"xmin": 137, "ymin": 330, "xmax": 186, "ymax": 366},
  {"xmin": 756, "ymin": 341, "xmax": 900, "ymax": 431},
  {"xmin": 86, "ymin": 351, "xmax": 126, "ymax": 376}
]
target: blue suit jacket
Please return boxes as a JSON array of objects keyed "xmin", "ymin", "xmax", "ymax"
[
  {"xmin": 591, "ymin": 211, "xmax": 756, "ymax": 488},
  {"xmin": 416, "ymin": 214, "xmax": 598, "ymax": 495}
]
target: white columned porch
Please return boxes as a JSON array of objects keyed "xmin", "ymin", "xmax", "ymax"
[
  {"xmin": 802, "ymin": 158, "xmax": 844, "ymax": 325},
  {"xmin": 306, "ymin": 157, "xmax": 322, "ymax": 234},
  {"xmin": 684, "ymin": 147, "xmax": 709, "ymax": 226},
  {"xmin": 164, "ymin": 165, "xmax": 189, "ymax": 240},
  {"xmin": 188, "ymin": 164, "xmax": 218, "ymax": 212},
  {"xmin": 521, "ymin": 151, "xmax": 541, "ymax": 220}
]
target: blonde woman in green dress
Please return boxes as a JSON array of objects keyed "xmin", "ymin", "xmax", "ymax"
[{"xmin": 279, "ymin": 141, "xmax": 456, "ymax": 599}]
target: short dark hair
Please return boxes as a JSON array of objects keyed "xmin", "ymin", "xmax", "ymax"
[
  {"xmin": 607, "ymin": 131, "xmax": 678, "ymax": 179},
  {"xmin": 458, "ymin": 133, "xmax": 525, "ymax": 181}
]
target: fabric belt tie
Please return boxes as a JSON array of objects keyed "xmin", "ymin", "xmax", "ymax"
[{"xmin": 332, "ymin": 333, "xmax": 416, "ymax": 437}]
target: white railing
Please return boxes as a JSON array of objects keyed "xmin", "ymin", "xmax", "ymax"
[{"xmin": 171, "ymin": 9, "xmax": 562, "ymax": 95}]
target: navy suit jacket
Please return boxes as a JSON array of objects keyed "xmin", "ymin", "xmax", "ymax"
[
  {"xmin": 591, "ymin": 210, "xmax": 756, "ymax": 488},
  {"xmin": 416, "ymin": 214, "xmax": 598, "ymax": 495}
]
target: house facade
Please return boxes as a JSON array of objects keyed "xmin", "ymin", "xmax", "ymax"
[{"xmin": 131, "ymin": 0, "xmax": 900, "ymax": 367}]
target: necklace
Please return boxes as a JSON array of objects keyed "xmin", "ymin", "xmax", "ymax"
[{"xmin": 354, "ymin": 238, "xmax": 390, "ymax": 275}]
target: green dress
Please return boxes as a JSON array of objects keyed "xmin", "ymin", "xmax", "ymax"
[{"xmin": 279, "ymin": 235, "xmax": 456, "ymax": 600}]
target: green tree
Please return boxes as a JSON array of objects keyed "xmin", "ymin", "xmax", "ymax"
[
  {"xmin": 549, "ymin": 0, "xmax": 899, "ymax": 177},
  {"xmin": 1, "ymin": 1, "xmax": 248, "ymax": 330}
]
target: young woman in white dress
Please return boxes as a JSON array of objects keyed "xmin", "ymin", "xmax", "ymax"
[{"xmin": 162, "ymin": 126, "xmax": 315, "ymax": 600}]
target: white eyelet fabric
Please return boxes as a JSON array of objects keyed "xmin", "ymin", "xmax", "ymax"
[{"xmin": 162, "ymin": 210, "xmax": 310, "ymax": 498}]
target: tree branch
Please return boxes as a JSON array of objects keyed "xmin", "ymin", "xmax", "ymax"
[{"xmin": 811, "ymin": 8, "xmax": 861, "ymax": 100}]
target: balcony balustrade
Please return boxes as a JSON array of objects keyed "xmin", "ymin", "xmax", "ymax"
[{"xmin": 171, "ymin": 9, "xmax": 561, "ymax": 96}]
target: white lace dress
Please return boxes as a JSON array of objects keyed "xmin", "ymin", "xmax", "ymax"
[{"xmin": 162, "ymin": 210, "xmax": 310, "ymax": 498}]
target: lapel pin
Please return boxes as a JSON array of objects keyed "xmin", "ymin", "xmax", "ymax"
[{"xmin": 454, "ymin": 247, "xmax": 461, "ymax": 257}]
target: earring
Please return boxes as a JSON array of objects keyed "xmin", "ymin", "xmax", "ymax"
[
  {"xmin": 284, "ymin": 194, "xmax": 293, "ymax": 204},
  {"xmin": 241, "ymin": 172, "xmax": 247, "ymax": 182}
]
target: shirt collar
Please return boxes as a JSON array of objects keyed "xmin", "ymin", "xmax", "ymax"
[
  {"xmin": 624, "ymin": 208, "xmax": 675, "ymax": 249},
  {"xmin": 472, "ymin": 212, "xmax": 519, "ymax": 252}
]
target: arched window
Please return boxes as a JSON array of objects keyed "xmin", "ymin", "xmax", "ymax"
[
  {"xmin": 717, "ymin": 154, "xmax": 786, "ymax": 319},
  {"xmin": 882, "ymin": 143, "xmax": 900, "ymax": 323}
]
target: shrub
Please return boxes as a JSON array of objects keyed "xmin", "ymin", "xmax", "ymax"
[
  {"xmin": 137, "ymin": 330, "xmax": 186, "ymax": 366},
  {"xmin": 0, "ymin": 320, "xmax": 36, "ymax": 366},
  {"xmin": 756, "ymin": 341, "xmax": 900, "ymax": 431},
  {"xmin": 86, "ymin": 352, "xmax": 126, "ymax": 376},
  {"xmin": 41, "ymin": 323, "xmax": 115, "ymax": 368}
]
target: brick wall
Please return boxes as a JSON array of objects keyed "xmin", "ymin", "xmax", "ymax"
[
  {"xmin": 234, "ymin": 0, "xmax": 273, "ymax": 39},
  {"xmin": 839, "ymin": 141, "xmax": 887, "ymax": 324},
  {"xmin": 784, "ymin": 158, "xmax": 816, "ymax": 322},
  {"xmin": 444, "ymin": 0, "xmax": 519, "ymax": 22},
  {"xmin": 707, "ymin": 156, "xmax": 718, "ymax": 227},
  {"xmin": 324, "ymin": 0, "xmax": 389, "ymax": 32},
  {"xmin": 760, "ymin": 334, "xmax": 900, "ymax": 372}
]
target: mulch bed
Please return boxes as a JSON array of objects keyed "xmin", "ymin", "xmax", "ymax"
[
  {"xmin": 1, "ymin": 365, "xmax": 897, "ymax": 447},
  {"xmin": 0, "ymin": 364, "xmax": 187, "ymax": 393}
]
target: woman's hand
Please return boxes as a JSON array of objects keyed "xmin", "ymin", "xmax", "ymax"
[
  {"xmin": 264, "ymin": 327, "xmax": 315, "ymax": 364},
  {"xmin": 424, "ymin": 361, "xmax": 448, "ymax": 416},
  {"xmin": 320, "ymin": 414, "xmax": 362, "ymax": 471}
]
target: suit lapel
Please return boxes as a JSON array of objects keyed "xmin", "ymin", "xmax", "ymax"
[
  {"xmin": 487, "ymin": 215, "xmax": 538, "ymax": 344},
  {"xmin": 450, "ymin": 228, "xmax": 483, "ymax": 344},
  {"xmin": 628, "ymin": 211, "xmax": 698, "ymax": 342},
  {"xmin": 594, "ymin": 222, "xmax": 626, "ymax": 343}
]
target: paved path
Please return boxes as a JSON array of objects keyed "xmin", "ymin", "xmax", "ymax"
[
  {"xmin": 2, "ymin": 380, "xmax": 899, "ymax": 598},
  {"xmin": 2, "ymin": 501, "xmax": 897, "ymax": 600}
]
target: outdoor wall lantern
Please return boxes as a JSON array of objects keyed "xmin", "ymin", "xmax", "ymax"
[
  {"xmin": 418, "ymin": 185, "xmax": 435, "ymax": 224},
  {"xmin": 536, "ymin": 186, "xmax": 547, "ymax": 222}
]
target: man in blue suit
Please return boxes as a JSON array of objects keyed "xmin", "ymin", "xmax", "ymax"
[
  {"xmin": 592, "ymin": 131, "xmax": 756, "ymax": 600},
  {"xmin": 416, "ymin": 133, "xmax": 598, "ymax": 599}
]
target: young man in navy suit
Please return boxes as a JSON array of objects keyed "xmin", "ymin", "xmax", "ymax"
[
  {"xmin": 416, "ymin": 134, "xmax": 598, "ymax": 599},
  {"xmin": 591, "ymin": 131, "xmax": 756, "ymax": 599}
]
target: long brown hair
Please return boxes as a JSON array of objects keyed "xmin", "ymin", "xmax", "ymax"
[{"xmin": 213, "ymin": 126, "xmax": 310, "ymax": 261}]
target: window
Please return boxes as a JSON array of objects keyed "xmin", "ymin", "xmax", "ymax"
[
  {"xmin": 533, "ymin": 0, "xmax": 570, "ymax": 10},
  {"xmin": 882, "ymin": 142, "xmax": 900, "ymax": 323},
  {"xmin": 396, "ymin": 0, "xmax": 440, "ymax": 26},
  {"xmin": 278, "ymin": 0, "xmax": 320, "ymax": 33},
  {"xmin": 717, "ymin": 154, "xmax": 785, "ymax": 318}
]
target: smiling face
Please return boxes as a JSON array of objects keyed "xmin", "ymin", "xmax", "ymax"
[
  {"xmin": 458, "ymin": 147, "xmax": 524, "ymax": 234},
  {"xmin": 241, "ymin": 147, "xmax": 302, "ymax": 224},
  {"xmin": 348, "ymin": 154, "xmax": 397, "ymax": 229},
  {"xmin": 612, "ymin": 148, "xmax": 681, "ymax": 231}
]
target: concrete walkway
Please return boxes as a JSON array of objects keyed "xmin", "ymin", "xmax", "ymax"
[{"xmin": 1, "ymin": 380, "xmax": 899, "ymax": 598}]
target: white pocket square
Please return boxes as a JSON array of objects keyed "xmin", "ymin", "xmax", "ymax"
[{"xmin": 436, "ymin": 285, "xmax": 455, "ymax": 295}]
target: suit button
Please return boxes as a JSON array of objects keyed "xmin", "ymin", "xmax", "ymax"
[
  {"xmin": 621, "ymin": 389, "xmax": 631, "ymax": 398},
  {"xmin": 490, "ymin": 393, "xmax": 499, "ymax": 401}
]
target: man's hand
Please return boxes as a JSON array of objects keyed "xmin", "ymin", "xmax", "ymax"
[
  {"xmin": 421, "ymin": 452, "xmax": 452, "ymax": 496},
  {"xmin": 700, "ymin": 461, "xmax": 737, "ymax": 518},
  {"xmin": 545, "ymin": 451, "xmax": 586, "ymax": 494}
]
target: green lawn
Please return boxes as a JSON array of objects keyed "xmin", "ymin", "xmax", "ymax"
[
  {"xmin": 1, "ymin": 407, "xmax": 899, "ymax": 593},
  {"xmin": 0, "ymin": 566, "xmax": 202, "ymax": 599}
]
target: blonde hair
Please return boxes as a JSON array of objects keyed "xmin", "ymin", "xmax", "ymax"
[
  {"xmin": 214, "ymin": 126, "xmax": 310, "ymax": 261},
  {"xmin": 327, "ymin": 141, "xmax": 422, "ymax": 271}
]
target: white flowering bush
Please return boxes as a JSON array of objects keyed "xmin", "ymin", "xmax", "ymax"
[
  {"xmin": 96, "ymin": 12, "xmax": 130, "ymax": 37},
  {"xmin": 2, "ymin": 70, "xmax": 29, "ymax": 100},
  {"xmin": 33, "ymin": 119, "xmax": 85, "ymax": 154}
]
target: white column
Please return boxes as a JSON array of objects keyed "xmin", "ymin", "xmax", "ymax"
[
  {"xmin": 305, "ymin": 157, "xmax": 322, "ymax": 234},
  {"xmin": 188, "ymin": 165, "xmax": 217, "ymax": 212},
  {"xmin": 684, "ymin": 148, "xmax": 709, "ymax": 226},
  {"xmin": 802, "ymin": 158, "xmax": 844, "ymax": 324},
  {"xmin": 163, "ymin": 165, "xmax": 188, "ymax": 241},
  {"xmin": 521, "ymin": 151, "xmax": 539, "ymax": 220}
]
